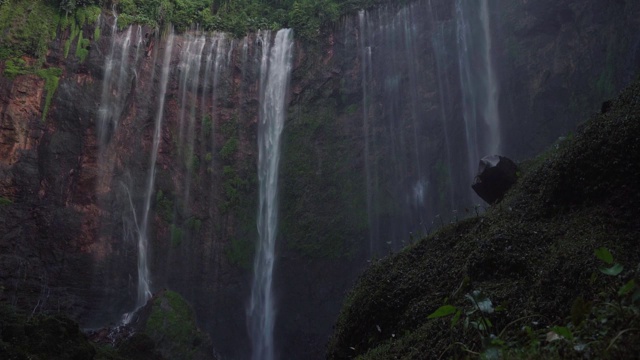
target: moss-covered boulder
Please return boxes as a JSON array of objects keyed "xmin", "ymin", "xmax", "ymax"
[
  {"xmin": 131, "ymin": 290, "xmax": 216, "ymax": 360},
  {"xmin": 327, "ymin": 78, "xmax": 640, "ymax": 359}
]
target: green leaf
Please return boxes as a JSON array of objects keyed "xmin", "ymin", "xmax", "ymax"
[
  {"xmin": 551, "ymin": 326, "xmax": 574, "ymax": 340},
  {"xmin": 428, "ymin": 305, "xmax": 457, "ymax": 319},
  {"xmin": 450, "ymin": 309, "xmax": 462, "ymax": 328},
  {"xmin": 618, "ymin": 279, "xmax": 636, "ymax": 296},
  {"xmin": 466, "ymin": 290, "xmax": 494, "ymax": 313},
  {"xmin": 484, "ymin": 318, "xmax": 493, "ymax": 328},
  {"xmin": 595, "ymin": 247, "xmax": 614, "ymax": 264},
  {"xmin": 599, "ymin": 263, "xmax": 624, "ymax": 276}
]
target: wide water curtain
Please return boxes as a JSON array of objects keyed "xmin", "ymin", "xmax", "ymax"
[{"xmin": 248, "ymin": 29, "xmax": 294, "ymax": 360}]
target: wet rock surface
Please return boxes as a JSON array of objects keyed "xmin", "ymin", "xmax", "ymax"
[{"xmin": 472, "ymin": 155, "xmax": 518, "ymax": 204}]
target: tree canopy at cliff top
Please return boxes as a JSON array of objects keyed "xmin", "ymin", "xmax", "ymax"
[{"xmin": 1, "ymin": 0, "xmax": 401, "ymax": 39}]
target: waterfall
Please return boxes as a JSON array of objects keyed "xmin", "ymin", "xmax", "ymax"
[
  {"xmin": 248, "ymin": 28, "xmax": 294, "ymax": 360},
  {"xmin": 358, "ymin": 10, "xmax": 375, "ymax": 256},
  {"xmin": 97, "ymin": 14, "xmax": 133, "ymax": 145},
  {"xmin": 358, "ymin": 3, "xmax": 434, "ymax": 255},
  {"xmin": 134, "ymin": 29, "xmax": 175, "ymax": 310},
  {"xmin": 177, "ymin": 34, "xmax": 206, "ymax": 212},
  {"xmin": 480, "ymin": 0, "xmax": 501, "ymax": 156},
  {"xmin": 456, "ymin": 0, "xmax": 501, "ymax": 183},
  {"xmin": 428, "ymin": 0, "xmax": 457, "ymax": 210}
]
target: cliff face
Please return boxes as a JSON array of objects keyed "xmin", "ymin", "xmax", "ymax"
[{"xmin": 0, "ymin": 0, "xmax": 639, "ymax": 359}]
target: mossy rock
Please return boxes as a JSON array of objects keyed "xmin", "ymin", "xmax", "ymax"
[{"xmin": 135, "ymin": 290, "xmax": 216, "ymax": 360}]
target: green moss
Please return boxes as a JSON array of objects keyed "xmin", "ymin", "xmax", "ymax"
[
  {"xmin": 155, "ymin": 190, "xmax": 174, "ymax": 222},
  {"xmin": 219, "ymin": 137, "xmax": 238, "ymax": 162},
  {"xmin": 3, "ymin": 57, "xmax": 29, "ymax": 78},
  {"xmin": 64, "ymin": 38, "xmax": 72, "ymax": 58},
  {"xmin": 94, "ymin": 26, "xmax": 101, "ymax": 42},
  {"xmin": 75, "ymin": 32, "xmax": 91, "ymax": 63},
  {"xmin": 117, "ymin": 13, "xmax": 136, "ymax": 30},
  {"xmin": 36, "ymin": 67, "xmax": 62, "ymax": 121},
  {"xmin": 0, "ymin": 0, "xmax": 60, "ymax": 61},
  {"xmin": 345, "ymin": 103, "xmax": 359, "ymax": 115},
  {"xmin": 170, "ymin": 224, "xmax": 183, "ymax": 247},
  {"xmin": 281, "ymin": 98, "xmax": 366, "ymax": 258},
  {"xmin": 144, "ymin": 291, "xmax": 202, "ymax": 360},
  {"xmin": 65, "ymin": 18, "xmax": 80, "ymax": 58},
  {"xmin": 2, "ymin": 57, "xmax": 61, "ymax": 121},
  {"xmin": 0, "ymin": 196, "xmax": 13, "ymax": 206},
  {"xmin": 187, "ymin": 154, "xmax": 200, "ymax": 172},
  {"xmin": 225, "ymin": 237, "xmax": 254, "ymax": 269},
  {"xmin": 186, "ymin": 217, "xmax": 202, "ymax": 232},
  {"xmin": 220, "ymin": 165, "xmax": 248, "ymax": 214},
  {"xmin": 202, "ymin": 114, "xmax": 213, "ymax": 138}
]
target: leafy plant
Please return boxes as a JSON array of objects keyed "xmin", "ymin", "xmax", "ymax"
[
  {"xmin": 429, "ymin": 290, "xmax": 496, "ymax": 336},
  {"xmin": 595, "ymin": 247, "xmax": 624, "ymax": 276}
]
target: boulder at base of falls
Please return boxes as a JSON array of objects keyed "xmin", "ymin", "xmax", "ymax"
[
  {"xmin": 472, "ymin": 155, "xmax": 518, "ymax": 204},
  {"xmin": 88, "ymin": 290, "xmax": 218, "ymax": 360},
  {"xmin": 125, "ymin": 290, "xmax": 217, "ymax": 360}
]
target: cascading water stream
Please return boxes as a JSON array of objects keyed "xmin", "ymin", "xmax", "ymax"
[
  {"xmin": 358, "ymin": 3, "xmax": 435, "ymax": 255},
  {"xmin": 176, "ymin": 34, "xmax": 206, "ymax": 212},
  {"xmin": 428, "ymin": 0, "xmax": 457, "ymax": 210},
  {"xmin": 134, "ymin": 30, "xmax": 175, "ymax": 310},
  {"xmin": 456, "ymin": 0, "xmax": 501, "ymax": 182},
  {"xmin": 96, "ymin": 8, "xmax": 122, "ymax": 145},
  {"xmin": 480, "ymin": 0, "xmax": 501, "ymax": 156},
  {"xmin": 358, "ymin": 10, "xmax": 376, "ymax": 256},
  {"xmin": 248, "ymin": 28, "xmax": 294, "ymax": 360}
]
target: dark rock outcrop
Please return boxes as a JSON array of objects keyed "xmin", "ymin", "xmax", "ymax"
[{"xmin": 472, "ymin": 155, "xmax": 518, "ymax": 204}]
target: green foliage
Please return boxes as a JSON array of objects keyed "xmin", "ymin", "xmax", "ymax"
[
  {"xmin": 3, "ymin": 58, "xmax": 29, "ymax": 78},
  {"xmin": 170, "ymin": 224, "xmax": 183, "ymax": 247},
  {"xmin": 596, "ymin": 247, "xmax": 624, "ymax": 276},
  {"xmin": 143, "ymin": 290, "xmax": 207, "ymax": 360},
  {"xmin": 75, "ymin": 33, "xmax": 91, "ymax": 62},
  {"xmin": 0, "ymin": 196, "xmax": 13, "ymax": 206},
  {"xmin": 427, "ymin": 289, "xmax": 497, "ymax": 341},
  {"xmin": 0, "ymin": 0, "xmax": 61, "ymax": 60},
  {"xmin": 220, "ymin": 165, "xmax": 248, "ymax": 214},
  {"xmin": 36, "ymin": 67, "xmax": 63, "ymax": 121},
  {"xmin": 155, "ymin": 190, "xmax": 174, "ymax": 222},
  {"xmin": 219, "ymin": 137, "xmax": 238, "ymax": 162},
  {"xmin": 225, "ymin": 237, "xmax": 254, "ymax": 269},
  {"xmin": 281, "ymin": 98, "xmax": 366, "ymax": 259},
  {"xmin": 186, "ymin": 217, "xmax": 202, "ymax": 232},
  {"xmin": 187, "ymin": 153, "xmax": 200, "ymax": 172},
  {"xmin": 202, "ymin": 114, "xmax": 212, "ymax": 138},
  {"xmin": 427, "ymin": 305, "xmax": 457, "ymax": 319},
  {"xmin": 2, "ymin": 58, "xmax": 61, "ymax": 121},
  {"xmin": 288, "ymin": 0, "xmax": 339, "ymax": 40}
]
